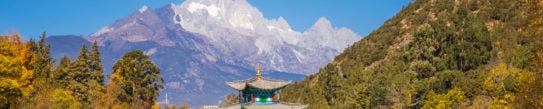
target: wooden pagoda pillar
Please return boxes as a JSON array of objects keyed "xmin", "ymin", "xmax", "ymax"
[{"xmin": 239, "ymin": 90, "xmax": 243, "ymax": 104}]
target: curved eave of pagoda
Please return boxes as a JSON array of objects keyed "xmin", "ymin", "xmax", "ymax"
[
  {"xmin": 246, "ymin": 78, "xmax": 291, "ymax": 90},
  {"xmin": 226, "ymin": 78, "xmax": 258, "ymax": 90},
  {"xmin": 226, "ymin": 77, "xmax": 291, "ymax": 90},
  {"xmin": 246, "ymin": 82, "xmax": 289, "ymax": 90},
  {"xmin": 226, "ymin": 82, "xmax": 247, "ymax": 90}
]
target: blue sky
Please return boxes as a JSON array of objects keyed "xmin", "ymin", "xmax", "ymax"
[{"xmin": 0, "ymin": 0, "xmax": 411, "ymax": 39}]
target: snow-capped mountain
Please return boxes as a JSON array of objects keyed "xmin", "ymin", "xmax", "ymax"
[
  {"xmin": 50, "ymin": 0, "xmax": 360, "ymax": 106},
  {"xmin": 170, "ymin": 0, "xmax": 360, "ymax": 74}
]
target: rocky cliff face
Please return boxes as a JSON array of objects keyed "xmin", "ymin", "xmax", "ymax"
[{"xmin": 49, "ymin": 0, "xmax": 360, "ymax": 106}]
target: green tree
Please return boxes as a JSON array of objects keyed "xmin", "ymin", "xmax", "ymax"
[
  {"xmin": 89, "ymin": 41, "xmax": 104, "ymax": 83},
  {"xmin": 52, "ymin": 43, "xmax": 106, "ymax": 108},
  {"xmin": 67, "ymin": 44, "xmax": 92, "ymax": 106},
  {"xmin": 87, "ymin": 41, "xmax": 105, "ymax": 107},
  {"xmin": 30, "ymin": 32, "xmax": 54, "ymax": 92},
  {"xmin": 110, "ymin": 50, "xmax": 164, "ymax": 108},
  {"xmin": 52, "ymin": 55, "xmax": 72, "ymax": 88}
]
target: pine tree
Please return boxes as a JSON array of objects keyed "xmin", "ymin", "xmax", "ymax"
[
  {"xmin": 87, "ymin": 41, "xmax": 105, "ymax": 107},
  {"xmin": 52, "ymin": 55, "xmax": 72, "ymax": 88},
  {"xmin": 59, "ymin": 42, "xmax": 106, "ymax": 107},
  {"xmin": 27, "ymin": 32, "xmax": 56, "ymax": 108},
  {"xmin": 68, "ymin": 44, "xmax": 91, "ymax": 105},
  {"xmin": 30, "ymin": 32, "xmax": 54, "ymax": 91},
  {"xmin": 88, "ymin": 40, "xmax": 104, "ymax": 84}
]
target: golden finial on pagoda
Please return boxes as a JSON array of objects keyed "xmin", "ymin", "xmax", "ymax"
[{"xmin": 256, "ymin": 64, "xmax": 261, "ymax": 79}]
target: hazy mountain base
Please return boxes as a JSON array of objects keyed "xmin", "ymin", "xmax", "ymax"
[
  {"xmin": 282, "ymin": 0, "xmax": 543, "ymax": 108},
  {"xmin": 46, "ymin": 35, "xmax": 307, "ymax": 106}
]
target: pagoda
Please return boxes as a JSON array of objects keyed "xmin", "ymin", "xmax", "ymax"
[{"xmin": 218, "ymin": 64, "xmax": 308, "ymax": 109}]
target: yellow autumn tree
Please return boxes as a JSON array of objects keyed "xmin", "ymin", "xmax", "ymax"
[
  {"xmin": 484, "ymin": 63, "xmax": 534, "ymax": 108},
  {"xmin": 94, "ymin": 68, "xmax": 128, "ymax": 109},
  {"xmin": 422, "ymin": 88, "xmax": 465, "ymax": 109},
  {"xmin": 484, "ymin": 64, "xmax": 508, "ymax": 96},
  {"xmin": 484, "ymin": 63, "xmax": 511, "ymax": 109},
  {"xmin": 0, "ymin": 34, "xmax": 34, "ymax": 108},
  {"xmin": 51, "ymin": 89, "xmax": 81, "ymax": 109},
  {"xmin": 152, "ymin": 103, "xmax": 160, "ymax": 109}
]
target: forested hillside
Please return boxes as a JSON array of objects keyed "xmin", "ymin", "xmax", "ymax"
[
  {"xmin": 0, "ymin": 33, "xmax": 164, "ymax": 109},
  {"xmin": 282, "ymin": 0, "xmax": 543, "ymax": 108}
]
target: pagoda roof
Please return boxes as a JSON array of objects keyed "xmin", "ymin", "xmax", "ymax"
[{"xmin": 226, "ymin": 77, "xmax": 291, "ymax": 90}]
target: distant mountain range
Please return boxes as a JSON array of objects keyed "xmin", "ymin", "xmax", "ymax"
[{"xmin": 46, "ymin": 0, "xmax": 360, "ymax": 106}]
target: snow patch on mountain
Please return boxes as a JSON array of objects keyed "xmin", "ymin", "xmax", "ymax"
[
  {"xmin": 92, "ymin": 26, "xmax": 113, "ymax": 37},
  {"xmin": 139, "ymin": 5, "xmax": 149, "ymax": 13},
  {"xmin": 228, "ymin": 9, "xmax": 255, "ymax": 30},
  {"xmin": 186, "ymin": 2, "xmax": 220, "ymax": 17},
  {"xmin": 255, "ymin": 38, "xmax": 271, "ymax": 54},
  {"xmin": 291, "ymin": 49, "xmax": 305, "ymax": 62},
  {"xmin": 145, "ymin": 48, "xmax": 157, "ymax": 56}
]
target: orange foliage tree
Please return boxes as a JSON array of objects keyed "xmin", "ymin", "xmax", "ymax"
[{"xmin": 0, "ymin": 34, "xmax": 35, "ymax": 108}]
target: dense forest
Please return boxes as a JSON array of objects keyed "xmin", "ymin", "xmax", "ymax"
[
  {"xmin": 282, "ymin": 0, "xmax": 543, "ymax": 108},
  {"xmin": 0, "ymin": 33, "xmax": 164, "ymax": 109}
]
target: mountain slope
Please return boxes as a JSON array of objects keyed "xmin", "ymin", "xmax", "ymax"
[
  {"xmin": 282, "ymin": 0, "xmax": 543, "ymax": 108},
  {"xmin": 47, "ymin": 35, "xmax": 91, "ymax": 60}
]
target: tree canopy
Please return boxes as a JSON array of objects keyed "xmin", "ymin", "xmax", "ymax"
[
  {"xmin": 282, "ymin": 0, "xmax": 543, "ymax": 108},
  {"xmin": 0, "ymin": 33, "xmax": 164, "ymax": 108},
  {"xmin": 110, "ymin": 50, "xmax": 164, "ymax": 108}
]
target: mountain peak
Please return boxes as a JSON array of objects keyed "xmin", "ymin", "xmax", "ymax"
[
  {"xmin": 315, "ymin": 17, "xmax": 332, "ymax": 27},
  {"xmin": 185, "ymin": 0, "xmax": 248, "ymax": 4},
  {"xmin": 139, "ymin": 5, "xmax": 149, "ymax": 13},
  {"xmin": 309, "ymin": 17, "xmax": 333, "ymax": 31},
  {"xmin": 178, "ymin": 0, "xmax": 260, "ymax": 31}
]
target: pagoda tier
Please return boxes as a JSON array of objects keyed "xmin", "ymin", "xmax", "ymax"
[{"xmin": 226, "ymin": 77, "xmax": 291, "ymax": 90}]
